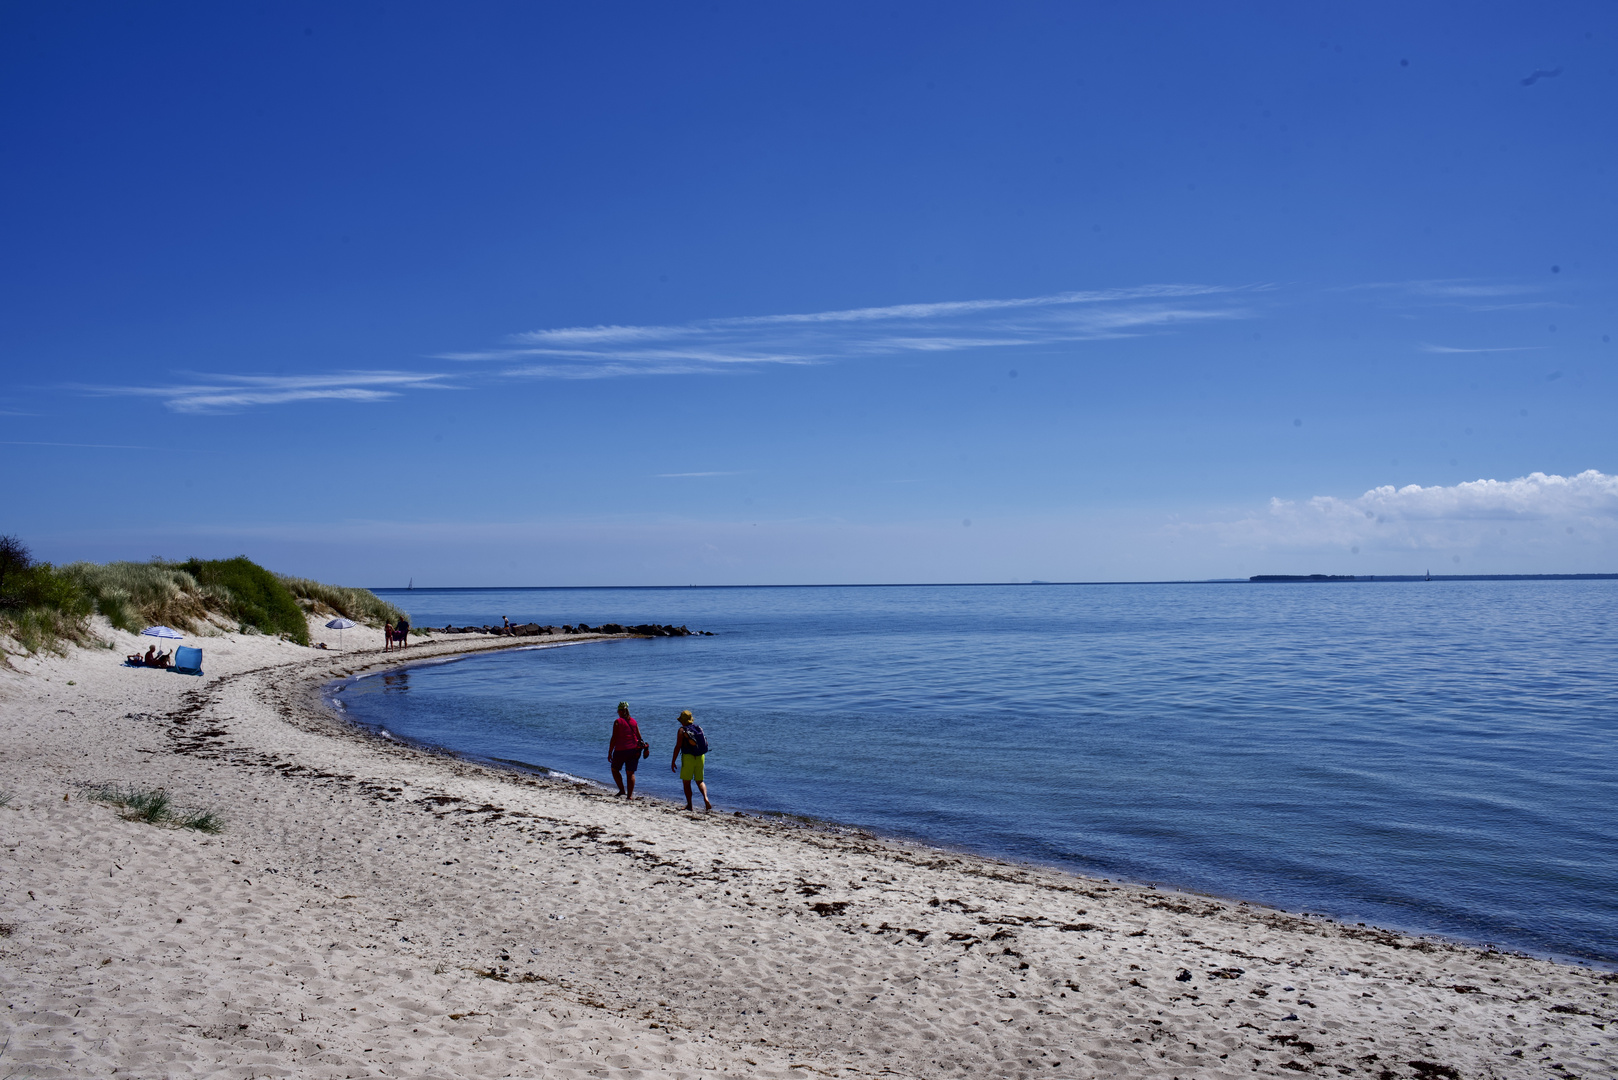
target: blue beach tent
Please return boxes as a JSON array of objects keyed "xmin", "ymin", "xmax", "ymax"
[{"xmin": 173, "ymin": 646, "xmax": 203, "ymax": 676}]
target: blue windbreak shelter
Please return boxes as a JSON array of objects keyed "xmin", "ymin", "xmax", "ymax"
[{"xmin": 173, "ymin": 646, "xmax": 203, "ymax": 676}]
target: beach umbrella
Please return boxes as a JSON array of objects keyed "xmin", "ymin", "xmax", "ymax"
[
  {"xmin": 325, "ymin": 617, "xmax": 357, "ymax": 651},
  {"xmin": 140, "ymin": 625, "xmax": 183, "ymax": 663}
]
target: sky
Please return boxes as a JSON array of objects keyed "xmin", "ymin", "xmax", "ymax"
[{"xmin": 3, "ymin": 2, "xmax": 1615, "ymax": 585}]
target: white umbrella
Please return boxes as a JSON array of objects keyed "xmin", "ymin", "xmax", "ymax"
[
  {"xmin": 140, "ymin": 625, "xmax": 183, "ymax": 666},
  {"xmin": 325, "ymin": 617, "xmax": 357, "ymax": 651}
]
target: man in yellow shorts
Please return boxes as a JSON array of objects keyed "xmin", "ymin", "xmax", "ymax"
[{"xmin": 669, "ymin": 709, "xmax": 712, "ymax": 812}]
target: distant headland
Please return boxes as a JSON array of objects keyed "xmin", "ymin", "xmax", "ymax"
[{"xmin": 1250, "ymin": 573, "xmax": 1618, "ymax": 583}]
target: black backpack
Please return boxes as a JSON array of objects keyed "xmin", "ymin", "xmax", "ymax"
[{"xmin": 684, "ymin": 724, "xmax": 709, "ymax": 756}]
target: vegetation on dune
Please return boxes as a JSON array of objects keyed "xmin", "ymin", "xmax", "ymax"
[
  {"xmin": 66, "ymin": 556, "xmax": 311, "ymax": 643},
  {"xmin": 86, "ymin": 785, "xmax": 225, "ymax": 833},
  {"xmin": 279, "ymin": 575, "xmax": 407, "ymax": 628},
  {"xmin": 181, "ymin": 557, "xmax": 310, "ymax": 645},
  {"xmin": 64, "ymin": 560, "xmax": 219, "ymax": 635},
  {"xmin": 0, "ymin": 535, "xmax": 95, "ymax": 654},
  {"xmin": 0, "ymin": 534, "xmax": 406, "ymax": 657}
]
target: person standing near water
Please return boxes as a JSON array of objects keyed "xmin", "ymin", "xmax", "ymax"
[
  {"xmin": 382, "ymin": 621, "xmax": 394, "ymax": 652},
  {"xmin": 396, "ymin": 615, "xmax": 410, "ymax": 648},
  {"xmin": 670, "ymin": 710, "xmax": 711, "ymax": 812},
  {"xmin": 607, "ymin": 701, "xmax": 646, "ymax": 799}
]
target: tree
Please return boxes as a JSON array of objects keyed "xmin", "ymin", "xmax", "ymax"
[{"xmin": 0, "ymin": 534, "xmax": 31, "ymax": 604}]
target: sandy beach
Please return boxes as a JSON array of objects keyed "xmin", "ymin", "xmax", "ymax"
[{"xmin": 2, "ymin": 620, "xmax": 1613, "ymax": 1080}]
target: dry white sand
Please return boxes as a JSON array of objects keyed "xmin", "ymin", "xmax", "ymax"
[{"xmin": 2, "ymin": 619, "xmax": 1614, "ymax": 1079}]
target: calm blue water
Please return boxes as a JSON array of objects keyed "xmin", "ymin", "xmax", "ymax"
[{"xmin": 337, "ymin": 582, "xmax": 1618, "ymax": 964}]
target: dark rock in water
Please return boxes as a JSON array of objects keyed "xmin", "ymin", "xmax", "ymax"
[{"xmin": 425, "ymin": 621, "xmax": 704, "ymax": 638}]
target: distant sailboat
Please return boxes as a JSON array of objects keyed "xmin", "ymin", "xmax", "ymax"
[{"xmin": 408, "ymin": 577, "xmax": 413, "ymax": 590}]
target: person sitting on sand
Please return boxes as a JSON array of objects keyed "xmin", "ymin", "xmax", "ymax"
[
  {"xmin": 127, "ymin": 645, "xmax": 155, "ymax": 666},
  {"xmin": 670, "ymin": 709, "xmax": 712, "ymax": 812},
  {"xmin": 150, "ymin": 649, "xmax": 172, "ymax": 669},
  {"xmin": 607, "ymin": 701, "xmax": 646, "ymax": 799}
]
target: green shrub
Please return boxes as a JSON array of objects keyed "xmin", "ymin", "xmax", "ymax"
[
  {"xmin": 278, "ymin": 576, "xmax": 407, "ymax": 628},
  {"xmin": 0, "ymin": 539, "xmax": 94, "ymax": 655},
  {"xmin": 182, "ymin": 557, "xmax": 309, "ymax": 645}
]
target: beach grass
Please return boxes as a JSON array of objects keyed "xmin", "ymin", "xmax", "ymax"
[
  {"xmin": 86, "ymin": 784, "xmax": 225, "ymax": 832},
  {"xmin": 61, "ymin": 556, "xmax": 310, "ymax": 644},
  {"xmin": 2, "ymin": 533, "xmax": 395, "ymax": 656},
  {"xmin": 279, "ymin": 576, "xmax": 407, "ymax": 628},
  {"xmin": 63, "ymin": 560, "xmax": 219, "ymax": 634},
  {"xmin": 174, "ymin": 808, "xmax": 225, "ymax": 834}
]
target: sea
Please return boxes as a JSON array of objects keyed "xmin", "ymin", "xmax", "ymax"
[{"xmin": 333, "ymin": 581, "xmax": 1618, "ymax": 965}]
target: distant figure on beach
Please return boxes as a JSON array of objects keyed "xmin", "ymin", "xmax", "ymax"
[
  {"xmin": 502, "ymin": 615, "xmax": 511, "ymax": 634},
  {"xmin": 128, "ymin": 644, "xmax": 158, "ymax": 666},
  {"xmin": 382, "ymin": 621, "xmax": 395, "ymax": 652},
  {"xmin": 670, "ymin": 710, "xmax": 711, "ymax": 812},
  {"xmin": 608, "ymin": 701, "xmax": 647, "ymax": 799},
  {"xmin": 396, "ymin": 617, "xmax": 410, "ymax": 648}
]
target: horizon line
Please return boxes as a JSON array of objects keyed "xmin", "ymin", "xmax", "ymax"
[{"xmin": 371, "ymin": 573, "xmax": 1618, "ymax": 591}]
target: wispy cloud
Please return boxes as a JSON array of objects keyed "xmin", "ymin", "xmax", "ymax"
[
  {"xmin": 1, "ymin": 440, "xmax": 162, "ymax": 450},
  {"xmin": 1420, "ymin": 343, "xmax": 1546, "ymax": 354},
  {"xmin": 1344, "ymin": 278, "xmax": 1569, "ymax": 313},
  {"xmin": 78, "ymin": 371, "xmax": 454, "ymax": 414},
  {"xmin": 440, "ymin": 284, "xmax": 1256, "ymax": 379}
]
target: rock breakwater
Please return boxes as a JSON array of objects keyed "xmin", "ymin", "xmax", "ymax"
[{"xmin": 433, "ymin": 622, "xmax": 711, "ymax": 638}]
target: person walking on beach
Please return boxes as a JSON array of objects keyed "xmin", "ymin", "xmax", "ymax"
[
  {"xmin": 396, "ymin": 616, "xmax": 410, "ymax": 648},
  {"xmin": 607, "ymin": 701, "xmax": 647, "ymax": 799},
  {"xmin": 382, "ymin": 621, "xmax": 394, "ymax": 652},
  {"xmin": 670, "ymin": 710, "xmax": 711, "ymax": 812}
]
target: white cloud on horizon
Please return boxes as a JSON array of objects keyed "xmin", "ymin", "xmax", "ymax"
[
  {"xmin": 439, "ymin": 284, "xmax": 1257, "ymax": 379},
  {"xmin": 1184, "ymin": 470, "xmax": 1618, "ymax": 568}
]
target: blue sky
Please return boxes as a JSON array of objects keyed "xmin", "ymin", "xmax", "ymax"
[{"xmin": 3, "ymin": 2, "xmax": 1615, "ymax": 584}]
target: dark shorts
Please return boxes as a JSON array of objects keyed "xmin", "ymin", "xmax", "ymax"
[{"xmin": 611, "ymin": 748, "xmax": 640, "ymax": 773}]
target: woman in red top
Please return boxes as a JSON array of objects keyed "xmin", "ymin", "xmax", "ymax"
[{"xmin": 607, "ymin": 701, "xmax": 646, "ymax": 799}]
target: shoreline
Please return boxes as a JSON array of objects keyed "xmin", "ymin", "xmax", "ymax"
[
  {"xmin": 324, "ymin": 638, "xmax": 1617, "ymax": 973},
  {"xmin": 2, "ymin": 620, "xmax": 1615, "ymax": 1078}
]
